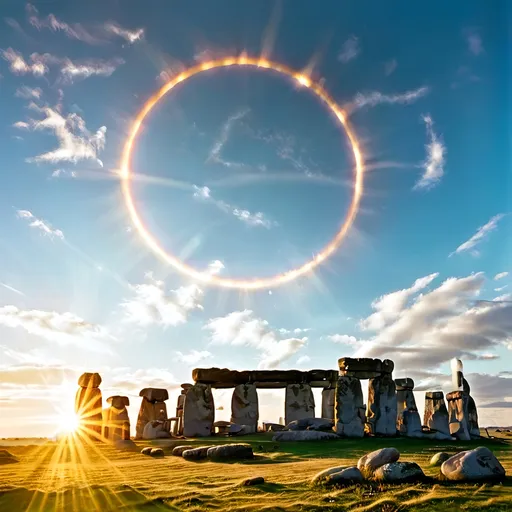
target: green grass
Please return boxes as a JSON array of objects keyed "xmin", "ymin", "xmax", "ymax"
[{"xmin": 0, "ymin": 430, "xmax": 510, "ymax": 511}]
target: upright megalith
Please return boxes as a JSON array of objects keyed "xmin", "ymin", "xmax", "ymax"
[
  {"xmin": 321, "ymin": 387, "xmax": 336, "ymax": 420},
  {"xmin": 231, "ymin": 383, "xmax": 259, "ymax": 433},
  {"xmin": 135, "ymin": 388, "xmax": 170, "ymax": 439},
  {"xmin": 424, "ymin": 391, "xmax": 450, "ymax": 435},
  {"xmin": 285, "ymin": 383, "xmax": 315, "ymax": 424},
  {"xmin": 75, "ymin": 372, "xmax": 103, "ymax": 439},
  {"xmin": 395, "ymin": 378, "xmax": 421, "ymax": 436},
  {"xmin": 183, "ymin": 383, "xmax": 215, "ymax": 437},
  {"xmin": 103, "ymin": 396, "xmax": 130, "ymax": 442},
  {"xmin": 366, "ymin": 373, "xmax": 397, "ymax": 436},
  {"xmin": 175, "ymin": 383, "xmax": 192, "ymax": 436},
  {"xmin": 334, "ymin": 376, "xmax": 365, "ymax": 437},
  {"xmin": 447, "ymin": 391, "xmax": 471, "ymax": 441}
]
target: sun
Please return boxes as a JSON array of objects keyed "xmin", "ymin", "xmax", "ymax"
[{"xmin": 55, "ymin": 410, "xmax": 81, "ymax": 435}]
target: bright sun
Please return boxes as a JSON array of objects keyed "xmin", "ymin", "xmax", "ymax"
[{"xmin": 56, "ymin": 411, "xmax": 81, "ymax": 435}]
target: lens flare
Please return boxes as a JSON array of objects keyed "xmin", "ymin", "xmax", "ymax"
[{"xmin": 120, "ymin": 55, "xmax": 365, "ymax": 290}]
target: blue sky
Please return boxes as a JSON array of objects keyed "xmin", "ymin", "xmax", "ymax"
[{"xmin": 0, "ymin": 1, "xmax": 511, "ymax": 436}]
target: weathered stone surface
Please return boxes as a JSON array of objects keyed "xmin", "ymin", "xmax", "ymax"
[
  {"xmin": 136, "ymin": 397, "xmax": 169, "ymax": 439},
  {"xmin": 103, "ymin": 396, "xmax": 130, "ymax": 442},
  {"xmin": 395, "ymin": 378, "xmax": 414, "ymax": 390},
  {"xmin": 441, "ymin": 447, "xmax": 506, "ymax": 482},
  {"xmin": 114, "ymin": 439, "xmax": 137, "ymax": 450},
  {"xmin": 285, "ymin": 383, "xmax": 315, "ymax": 424},
  {"xmin": 366, "ymin": 374, "xmax": 397, "ymax": 436},
  {"xmin": 141, "ymin": 447, "xmax": 152, "ymax": 455},
  {"xmin": 430, "ymin": 452, "xmax": 451, "ymax": 466},
  {"xmin": 334, "ymin": 376, "xmax": 365, "ymax": 438},
  {"xmin": 78, "ymin": 372, "xmax": 102, "ymax": 388},
  {"xmin": 287, "ymin": 418, "xmax": 334, "ymax": 431},
  {"xmin": 424, "ymin": 391, "xmax": 450, "ymax": 435},
  {"xmin": 241, "ymin": 476, "xmax": 264, "ymax": 486},
  {"xmin": 150, "ymin": 448, "xmax": 164, "ymax": 458},
  {"xmin": 311, "ymin": 466, "xmax": 349, "ymax": 484},
  {"xmin": 272, "ymin": 430, "xmax": 339, "ymax": 442},
  {"xmin": 182, "ymin": 446, "xmax": 214, "ymax": 460},
  {"xmin": 207, "ymin": 443, "xmax": 254, "ymax": 460},
  {"xmin": 338, "ymin": 358, "xmax": 394, "ymax": 378},
  {"xmin": 374, "ymin": 462, "xmax": 425, "ymax": 483},
  {"xmin": 451, "ymin": 358, "xmax": 464, "ymax": 390},
  {"xmin": 402, "ymin": 410, "xmax": 423, "ymax": 438},
  {"xmin": 231, "ymin": 384, "xmax": 258, "ymax": 434},
  {"xmin": 172, "ymin": 445, "xmax": 193, "ymax": 456},
  {"xmin": 142, "ymin": 421, "xmax": 171, "ymax": 440},
  {"xmin": 262, "ymin": 422, "xmax": 286, "ymax": 432},
  {"xmin": 75, "ymin": 384, "xmax": 102, "ymax": 438},
  {"xmin": 422, "ymin": 430, "xmax": 454, "ymax": 441},
  {"xmin": 447, "ymin": 391, "xmax": 470, "ymax": 441},
  {"xmin": 139, "ymin": 388, "xmax": 169, "ymax": 403},
  {"xmin": 183, "ymin": 383, "xmax": 214, "ymax": 437},
  {"xmin": 321, "ymin": 388, "xmax": 335, "ymax": 420},
  {"xmin": 357, "ymin": 447, "xmax": 400, "ymax": 474},
  {"xmin": 325, "ymin": 467, "xmax": 364, "ymax": 486},
  {"xmin": 107, "ymin": 395, "xmax": 129, "ymax": 408},
  {"xmin": 467, "ymin": 395, "xmax": 480, "ymax": 438},
  {"xmin": 192, "ymin": 368, "xmax": 337, "ymax": 385},
  {"xmin": 396, "ymin": 387, "xmax": 418, "ymax": 434}
]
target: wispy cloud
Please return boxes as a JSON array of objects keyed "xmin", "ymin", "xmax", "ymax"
[
  {"xmin": 0, "ymin": 283, "xmax": 24, "ymax": 296},
  {"xmin": 15, "ymin": 86, "xmax": 42, "ymax": 100},
  {"xmin": 349, "ymin": 86, "xmax": 429, "ymax": 112},
  {"xmin": 465, "ymin": 29, "xmax": 484, "ymax": 56},
  {"xmin": 338, "ymin": 36, "xmax": 360, "ymax": 63},
  {"xmin": 20, "ymin": 105, "xmax": 106, "ymax": 166},
  {"xmin": 51, "ymin": 169, "xmax": 77, "ymax": 179},
  {"xmin": 205, "ymin": 309, "xmax": 307, "ymax": 369},
  {"xmin": 104, "ymin": 23, "xmax": 144, "ymax": 44},
  {"xmin": 207, "ymin": 108, "xmax": 250, "ymax": 168},
  {"xmin": 207, "ymin": 260, "xmax": 225, "ymax": 275},
  {"xmin": 193, "ymin": 185, "xmax": 277, "ymax": 229},
  {"xmin": 327, "ymin": 334, "xmax": 361, "ymax": 346},
  {"xmin": 175, "ymin": 350, "xmax": 212, "ymax": 365},
  {"xmin": 59, "ymin": 57, "xmax": 124, "ymax": 84},
  {"xmin": 494, "ymin": 293, "xmax": 511, "ymax": 302},
  {"xmin": 450, "ymin": 214, "xmax": 505, "ymax": 257},
  {"xmin": 1, "ymin": 48, "xmax": 48, "ymax": 76},
  {"xmin": 384, "ymin": 58, "xmax": 397, "ymax": 76},
  {"xmin": 16, "ymin": 209, "xmax": 64, "ymax": 240},
  {"xmin": 414, "ymin": 115, "xmax": 445, "ymax": 190},
  {"xmin": 494, "ymin": 272, "xmax": 509, "ymax": 281},
  {"xmin": 0, "ymin": 305, "xmax": 112, "ymax": 352},
  {"xmin": 296, "ymin": 355, "xmax": 311, "ymax": 365},
  {"xmin": 121, "ymin": 274, "xmax": 203, "ymax": 327}
]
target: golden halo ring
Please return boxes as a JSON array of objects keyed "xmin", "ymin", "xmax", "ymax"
[{"xmin": 120, "ymin": 56, "xmax": 365, "ymax": 290}]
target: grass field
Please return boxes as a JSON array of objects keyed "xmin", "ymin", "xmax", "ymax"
[{"xmin": 0, "ymin": 430, "xmax": 511, "ymax": 511}]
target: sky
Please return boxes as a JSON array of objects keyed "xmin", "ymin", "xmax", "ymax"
[{"xmin": 0, "ymin": 0, "xmax": 511, "ymax": 438}]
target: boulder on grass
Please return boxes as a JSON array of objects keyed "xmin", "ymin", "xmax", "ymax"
[
  {"xmin": 182, "ymin": 446, "xmax": 214, "ymax": 460},
  {"xmin": 207, "ymin": 443, "xmax": 254, "ymax": 460},
  {"xmin": 441, "ymin": 447, "xmax": 506, "ymax": 482},
  {"xmin": 430, "ymin": 452, "xmax": 451, "ymax": 467},
  {"xmin": 313, "ymin": 466, "xmax": 363, "ymax": 486},
  {"xmin": 141, "ymin": 447, "xmax": 152, "ymax": 456},
  {"xmin": 287, "ymin": 418, "xmax": 334, "ymax": 431},
  {"xmin": 357, "ymin": 447, "xmax": 400, "ymax": 474},
  {"xmin": 150, "ymin": 448, "xmax": 164, "ymax": 458},
  {"xmin": 172, "ymin": 445, "xmax": 193, "ymax": 456},
  {"xmin": 272, "ymin": 431, "xmax": 339, "ymax": 442},
  {"xmin": 241, "ymin": 476, "xmax": 264, "ymax": 486},
  {"xmin": 373, "ymin": 462, "xmax": 425, "ymax": 483}
]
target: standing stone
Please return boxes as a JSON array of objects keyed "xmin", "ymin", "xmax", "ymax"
[
  {"xmin": 103, "ymin": 396, "xmax": 130, "ymax": 442},
  {"xmin": 284, "ymin": 383, "xmax": 315, "ymax": 425},
  {"xmin": 334, "ymin": 376, "xmax": 365, "ymax": 437},
  {"xmin": 366, "ymin": 374, "xmax": 397, "ymax": 436},
  {"xmin": 321, "ymin": 388, "xmax": 336, "ymax": 420},
  {"xmin": 395, "ymin": 378, "xmax": 419, "ymax": 435},
  {"xmin": 424, "ymin": 391, "xmax": 450, "ymax": 435},
  {"xmin": 467, "ymin": 395, "xmax": 480, "ymax": 438},
  {"xmin": 183, "ymin": 383, "xmax": 215, "ymax": 437},
  {"xmin": 451, "ymin": 358, "xmax": 464, "ymax": 391},
  {"xmin": 75, "ymin": 372, "xmax": 103, "ymax": 439},
  {"xmin": 175, "ymin": 383, "xmax": 192, "ymax": 436},
  {"xmin": 135, "ymin": 388, "xmax": 170, "ymax": 439},
  {"xmin": 447, "ymin": 391, "xmax": 471, "ymax": 441},
  {"xmin": 231, "ymin": 383, "xmax": 259, "ymax": 433}
]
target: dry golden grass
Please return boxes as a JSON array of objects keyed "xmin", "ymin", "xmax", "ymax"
[{"xmin": 0, "ymin": 430, "xmax": 511, "ymax": 511}]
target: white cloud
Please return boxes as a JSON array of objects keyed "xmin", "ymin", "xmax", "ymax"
[
  {"xmin": 104, "ymin": 23, "xmax": 144, "ymax": 44},
  {"xmin": 328, "ymin": 334, "xmax": 360, "ymax": 346},
  {"xmin": 193, "ymin": 185, "xmax": 277, "ymax": 229},
  {"xmin": 338, "ymin": 36, "xmax": 360, "ymax": 63},
  {"xmin": 59, "ymin": 58, "xmax": 124, "ymax": 84},
  {"xmin": 15, "ymin": 86, "xmax": 43, "ymax": 100},
  {"xmin": 296, "ymin": 355, "xmax": 311, "ymax": 365},
  {"xmin": 0, "ymin": 283, "xmax": 24, "ymax": 296},
  {"xmin": 207, "ymin": 260, "xmax": 225, "ymax": 275},
  {"xmin": 384, "ymin": 59, "xmax": 397, "ymax": 76},
  {"xmin": 207, "ymin": 108, "xmax": 250, "ymax": 168},
  {"xmin": 494, "ymin": 272, "xmax": 509, "ymax": 281},
  {"xmin": 450, "ymin": 214, "xmax": 505, "ymax": 257},
  {"xmin": 51, "ymin": 169, "xmax": 77, "ymax": 179},
  {"xmin": 204, "ymin": 310, "xmax": 307, "ymax": 369},
  {"xmin": 13, "ymin": 121, "xmax": 30, "ymax": 130},
  {"xmin": 414, "ymin": 115, "xmax": 446, "ymax": 190},
  {"xmin": 0, "ymin": 306, "xmax": 112, "ymax": 352},
  {"xmin": 121, "ymin": 276, "xmax": 203, "ymax": 327},
  {"xmin": 466, "ymin": 30, "xmax": 484, "ymax": 56},
  {"xmin": 494, "ymin": 294, "xmax": 511, "ymax": 302},
  {"xmin": 345, "ymin": 272, "xmax": 512, "ymax": 378},
  {"xmin": 175, "ymin": 350, "xmax": 212, "ymax": 365},
  {"xmin": 350, "ymin": 86, "xmax": 429, "ymax": 112},
  {"xmin": 495, "ymin": 285, "xmax": 508, "ymax": 292},
  {"xmin": 1, "ymin": 48, "xmax": 48, "ymax": 76},
  {"xmin": 21, "ymin": 106, "xmax": 106, "ymax": 166},
  {"xmin": 16, "ymin": 209, "xmax": 64, "ymax": 240}
]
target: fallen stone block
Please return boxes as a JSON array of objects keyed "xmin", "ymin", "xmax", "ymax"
[{"xmin": 272, "ymin": 430, "xmax": 339, "ymax": 442}]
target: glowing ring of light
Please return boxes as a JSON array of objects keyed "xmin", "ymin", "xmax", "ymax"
[{"xmin": 121, "ymin": 56, "xmax": 364, "ymax": 290}]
